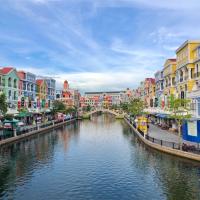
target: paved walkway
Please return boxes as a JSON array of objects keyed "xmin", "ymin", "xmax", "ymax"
[{"xmin": 148, "ymin": 124, "xmax": 197, "ymax": 146}]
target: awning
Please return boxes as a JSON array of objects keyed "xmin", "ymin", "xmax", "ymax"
[
  {"xmin": 156, "ymin": 113, "xmax": 169, "ymax": 118},
  {"xmin": 4, "ymin": 119, "xmax": 19, "ymax": 123},
  {"xmin": 17, "ymin": 112, "xmax": 32, "ymax": 118}
]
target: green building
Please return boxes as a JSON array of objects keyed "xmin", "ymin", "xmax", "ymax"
[{"xmin": 0, "ymin": 67, "xmax": 19, "ymax": 112}]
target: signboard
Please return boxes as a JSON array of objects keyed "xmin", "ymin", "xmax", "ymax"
[{"xmin": 187, "ymin": 121, "xmax": 197, "ymax": 137}]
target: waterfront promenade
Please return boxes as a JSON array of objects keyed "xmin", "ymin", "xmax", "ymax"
[{"xmin": 148, "ymin": 124, "xmax": 197, "ymax": 146}]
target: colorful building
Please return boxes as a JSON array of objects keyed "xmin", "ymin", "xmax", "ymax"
[
  {"xmin": 144, "ymin": 78, "xmax": 155, "ymax": 108},
  {"xmin": 186, "ymin": 43, "xmax": 200, "ymax": 117},
  {"xmin": 56, "ymin": 80, "xmax": 80, "ymax": 108},
  {"xmin": 36, "ymin": 79, "xmax": 48, "ymax": 109},
  {"xmin": 84, "ymin": 90, "xmax": 130, "ymax": 109},
  {"xmin": 17, "ymin": 71, "xmax": 36, "ymax": 110},
  {"xmin": 163, "ymin": 59, "xmax": 177, "ymax": 108},
  {"xmin": 0, "ymin": 67, "xmax": 19, "ymax": 113},
  {"xmin": 175, "ymin": 40, "xmax": 200, "ymax": 99},
  {"xmin": 154, "ymin": 70, "xmax": 164, "ymax": 107}
]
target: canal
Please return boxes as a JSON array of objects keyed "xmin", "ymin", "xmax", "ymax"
[{"xmin": 0, "ymin": 114, "xmax": 200, "ymax": 200}]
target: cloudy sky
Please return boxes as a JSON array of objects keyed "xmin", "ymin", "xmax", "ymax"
[{"xmin": 0, "ymin": 0, "xmax": 200, "ymax": 92}]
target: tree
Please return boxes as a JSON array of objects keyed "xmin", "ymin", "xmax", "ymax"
[
  {"xmin": 120, "ymin": 102, "xmax": 129, "ymax": 112},
  {"xmin": 0, "ymin": 93, "xmax": 8, "ymax": 115},
  {"xmin": 65, "ymin": 106, "xmax": 77, "ymax": 115},
  {"xmin": 169, "ymin": 97, "xmax": 191, "ymax": 149},
  {"xmin": 86, "ymin": 105, "xmax": 91, "ymax": 112},
  {"xmin": 128, "ymin": 98, "xmax": 145, "ymax": 117},
  {"xmin": 52, "ymin": 100, "xmax": 66, "ymax": 112},
  {"xmin": 111, "ymin": 104, "xmax": 119, "ymax": 110}
]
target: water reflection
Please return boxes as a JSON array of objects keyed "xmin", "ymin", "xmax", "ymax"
[{"xmin": 0, "ymin": 114, "xmax": 199, "ymax": 200}]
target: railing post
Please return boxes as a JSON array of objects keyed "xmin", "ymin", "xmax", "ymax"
[
  {"xmin": 153, "ymin": 137, "xmax": 154, "ymax": 143},
  {"xmin": 13, "ymin": 129, "xmax": 17, "ymax": 137},
  {"xmin": 161, "ymin": 140, "xmax": 162, "ymax": 146},
  {"xmin": 172, "ymin": 143, "xmax": 174, "ymax": 149}
]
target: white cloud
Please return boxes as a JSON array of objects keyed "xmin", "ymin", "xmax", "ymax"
[{"xmin": 2, "ymin": 0, "xmax": 200, "ymax": 92}]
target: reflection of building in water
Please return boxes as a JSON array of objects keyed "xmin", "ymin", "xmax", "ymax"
[{"xmin": 0, "ymin": 131, "xmax": 60, "ymax": 182}]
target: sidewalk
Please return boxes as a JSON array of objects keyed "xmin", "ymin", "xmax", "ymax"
[{"xmin": 148, "ymin": 123, "xmax": 197, "ymax": 146}]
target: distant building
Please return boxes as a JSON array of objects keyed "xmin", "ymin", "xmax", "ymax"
[
  {"xmin": 37, "ymin": 76, "xmax": 56, "ymax": 108},
  {"xmin": 56, "ymin": 80, "xmax": 80, "ymax": 108},
  {"xmin": 154, "ymin": 70, "xmax": 164, "ymax": 107},
  {"xmin": 36, "ymin": 79, "xmax": 48, "ymax": 109},
  {"xmin": 83, "ymin": 89, "xmax": 132, "ymax": 108}
]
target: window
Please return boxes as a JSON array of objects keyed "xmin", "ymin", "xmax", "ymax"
[
  {"xmin": 27, "ymin": 83, "xmax": 30, "ymax": 91},
  {"xmin": 14, "ymin": 91, "xmax": 17, "ymax": 100},
  {"xmin": 191, "ymin": 68, "xmax": 194, "ymax": 79},
  {"xmin": 198, "ymin": 47, "xmax": 200, "ymax": 58},
  {"xmin": 8, "ymin": 90, "xmax": 11, "ymax": 99},
  {"xmin": 14, "ymin": 79, "xmax": 17, "ymax": 88},
  {"xmin": 8, "ymin": 77, "xmax": 12, "ymax": 87}
]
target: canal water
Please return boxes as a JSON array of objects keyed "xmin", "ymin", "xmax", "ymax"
[{"xmin": 0, "ymin": 114, "xmax": 200, "ymax": 200}]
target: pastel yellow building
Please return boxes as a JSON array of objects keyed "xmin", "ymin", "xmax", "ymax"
[
  {"xmin": 187, "ymin": 44, "xmax": 200, "ymax": 117},
  {"xmin": 163, "ymin": 58, "xmax": 177, "ymax": 96},
  {"xmin": 176, "ymin": 40, "xmax": 200, "ymax": 99}
]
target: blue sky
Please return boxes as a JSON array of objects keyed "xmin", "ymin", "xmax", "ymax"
[{"xmin": 0, "ymin": 0, "xmax": 200, "ymax": 92}]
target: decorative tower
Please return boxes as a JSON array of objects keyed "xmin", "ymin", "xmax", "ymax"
[{"xmin": 63, "ymin": 80, "xmax": 69, "ymax": 91}]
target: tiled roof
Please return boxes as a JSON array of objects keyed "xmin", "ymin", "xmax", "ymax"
[
  {"xmin": 168, "ymin": 58, "xmax": 176, "ymax": 62},
  {"xmin": 36, "ymin": 79, "xmax": 44, "ymax": 85},
  {"xmin": 1, "ymin": 67, "xmax": 14, "ymax": 75}
]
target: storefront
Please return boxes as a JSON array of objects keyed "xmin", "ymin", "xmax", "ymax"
[{"xmin": 182, "ymin": 120, "xmax": 200, "ymax": 143}]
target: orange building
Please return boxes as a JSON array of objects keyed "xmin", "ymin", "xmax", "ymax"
[{"xmin": 36, "ymin": 79, "xmax": 48, "ymax": 108}]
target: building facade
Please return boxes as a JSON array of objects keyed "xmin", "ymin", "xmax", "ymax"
[
  {"xmin": 0, "ymin": 67, "xmax": 19, "ymax": 113},
  {"xmin": 56, "ymin": 80, "xmax": 80, "ymax": 108},
  {"xmin": 154, "ymin": 70, "xmax": 164, "ymax": 108},
  {"xmin": 163, "ymin": 59, "xmax": 177, "ymax": 108},
  {"xmin": 17, "ymin": 71, "xmax": 36, "ymax": 110},
  {"xmin": 36, "ymin": 79, "xmax": 48, "ymax": 110}
]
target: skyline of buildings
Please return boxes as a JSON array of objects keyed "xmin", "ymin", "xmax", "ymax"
[{"xmin": 135, "ymin": 40, "xmax": 200, "ymax": 119}]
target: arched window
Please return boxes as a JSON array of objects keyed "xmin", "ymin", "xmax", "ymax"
[
  {"xmin": 31, "ymin": 84, "xmax": 33, "ymax": 91},
  {"xmin": 27, "ymin": 83, "xmax": 30, "ymax": 91},
  {"xmin": 180, "ymin": 71, "xmax": 183, "ymax": 82},
  {"xmin": 14, "ymin": 91, "xmax": 17, "ymax": 100},
  {"xmin": 14, "ymin": 79, "xmax": 17, "ymax": 88},
  {"xmin": 8, "ymin": 77, "xmax": 12, "ymax": 87},
  {"xmin": 8, "ymin": 90, "xmax": 11, "ymax": 99}
]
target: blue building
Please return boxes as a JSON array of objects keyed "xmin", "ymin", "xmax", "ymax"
[
  {"xmin": 154, "ymin": 70, "xmax": 164, "ymax": 107},
  {"xmin": 18, "ymin": 71, "xmax": 36, "ymax": 109}
]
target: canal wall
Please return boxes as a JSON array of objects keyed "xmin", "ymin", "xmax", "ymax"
[
  {"xmin": 0, "ymin": 119, "xmax": 76, "ymax": 146},
  {"xmin": 124, "ymin": 118, "xmax": 200, "ymax": 162}
]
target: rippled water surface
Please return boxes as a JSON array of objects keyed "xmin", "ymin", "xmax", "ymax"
[{"xmin": 0, "ymin": 114, "xmax": 200, "ymax": 200}]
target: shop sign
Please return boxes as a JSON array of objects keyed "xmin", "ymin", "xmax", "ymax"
[{"xmin": 187, "ymin": 121, "xmax": 197, "ymax": 137}]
